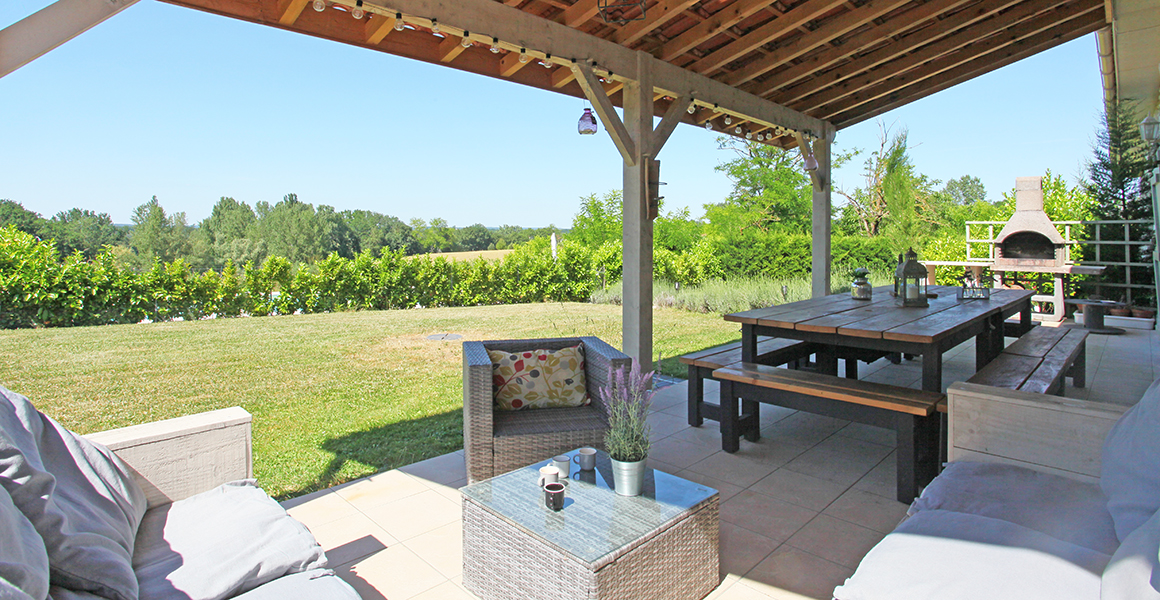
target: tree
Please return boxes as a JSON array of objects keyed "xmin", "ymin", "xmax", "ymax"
[
  {"xmin": 343, "ymin": 209, "xmax": 418, "ymax": 255},
  {"xmin": 410, "ymin": 218, "xmax": 456, "ymax": 253},
  {"xmin": 129, "ymin": 196, "xmax": 191, "ymax": 265},
  {"xmin": 0, "ymin": 200, "xmax": 46, "ymax": 237},
  {"xmin": 569, "ymin": 190, "xmax": 622, "ymax": 248},
  {"xmin": 317, "ymin": 205, "xmax": 358, "ymax": 259},
  {"xmin": 1086, "ymin": 99, "xmax": 1150, "ymax": 220},
  {"xmin": 47, "ymin": 208, "xmax": 125, "ymax": 258},
  {"xmin": 713, "ymin": 137, "xmax": 813, "ymax": 233},
  {"xmin": 200, "ymin": 197, "xmax": 256, "ymax": 245},
  {"xmin": 253, "ymin": 194, "xmax": 326, "ymax": 263},
  {"xmin": 455, "ymin": 224, "xmax": 494, "ymax": 252},
  {"xmin": 943, "ymin": 175, "xmax": 987, "ymax": 205},
  {"xmin": 837, "ymin": 124, "xmax": 938, "ymax": 243}
]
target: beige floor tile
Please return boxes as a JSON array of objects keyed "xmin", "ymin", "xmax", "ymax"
[
  {"xmin": 649, "ymin": 437, "xmax": 721, "ymax": 469},
  {"xmin": 834, "ymin": 422, "xmax": 895, "ymax": 447},
  {"xmin": 409, "ymin": 580, "xmax": 477, "ymax": 600},
  {"xmin": 727, "ymin": 436, "xmax": 810, "ymax": 467},
  {"xmin": 759, "ymin": 412, "xmax": 846, "ymax": 448},
  {"xmin": 704, "ymin": 574, "xmax": 745, "ymax": 600},
  {"xmin": 713, "ymin": 581, "xmax": 780, "ymax": 600},
  {"xmin": 310, "ymin": 511, "xmax": 398, "ymax": 567},
  {"xmin": 748, "ymin": 468, "xmax": 850, "ymax": 512},
  {"xmin": 822, "ymin": 488, "xmax": 908, "ymax": 533},
  {"xmin": 781, "ymin": 437, "xmax": 890, "ymax": 488},
  {"xmin": 648, "ymin": 457, "xmax": 682, "ymax": 474},
  {"xmin": 851, "ymin": 452, "xmax": 896, "ymax": 500},
  {"xmin": 361, "ymin": 488, "xmax": 461, "ymax": 541},
  {"xmin": 336, "ymin": 543, "xmax": 448, "ymax": 600},
  {"xmin": 647, "ymin": 410, "xmax": 693, "ymax": 439},
  {"xmin": 740, "ymin": 546, "xmax": 854, "ymax": 600},
  {"xmin": 720, "ymin": 491, "xmax": 817, "ymax": 543},
  {"xmin": 284, "ymin": 489, "xmax": 362, "ymax": 529},
  {"xmin": 685, "ymin": 452, "xmax": 782, "ymax": 488},
  {"xmin": 785, "ymin": 514, "xmax": 886, "ymax": 568},
  {"xmin": 720, "ymin": 521, "xmax": 780, "ymax": 578},
  {"xmin": 337, "ymin": 469, "xmax": 430, "ymax": 511},
  {"xmin": 668, "ymin": 423, "xmax": 732, "ymax": 448},
  {"xmin": 673, "ymin": 469, "xmax": 745, "ymax": 502},
  {"xmin": 400, "ymin": 452, "xmax": 467, "ymax": 486},
  {"xmin": 404, "ymin": 521, "xmax": 464, "ymax": 578}
]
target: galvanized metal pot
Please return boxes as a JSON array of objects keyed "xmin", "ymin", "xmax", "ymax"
[{"xmin": 610, "ymin": 457, "xmax": 646, "ymax": 496}]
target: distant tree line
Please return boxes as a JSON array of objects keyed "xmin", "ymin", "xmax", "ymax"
[{"xmin": 0, "ymin": 195, "xmax": 561, "ymax": 272}]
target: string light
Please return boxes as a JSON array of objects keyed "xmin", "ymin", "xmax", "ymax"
[
  {"xmin": 734, "ymin": 127, "xmax": 742, "ymax": 135},
  {"xmin": 756, "ymin": 133, "xmax": 764, "ymax": 141},
  {"xmin": 519, "ymin": 48, "xmax": 529, "ymax": 63},
  {"xmin": 394, "ymin": 12, "xmax": 404, "ymax": 30},
  {"xmin": 461, "ymin": 35, "xmax": 472, "ymax": 47},
  {"xmin": 430, "ymin": 19, "xmax": 439, "ymax": 33},
  {"xmin": 704, "ymin": 121, "xmax": 712, "ymax": 130},
  {"xmin": 312, "ymin": 0, "xmax": 326, "ymax": 12},
  {"xmin": 490, "ymin": 38, "xmax": 501, "ymax": 53},
  {"xmin": 745, "ymin": 131, "xmax": 752, "ymax": 140},
  {"xmin": 724, "ymin": 116, "xmax": 732, "ymax": 125},
  {"xmin": 542, "ymin": 53, "xmax": 553, "ymax": 68},
  {"xmin": 351, "ymin": 0, "xmax": 364, "ymax": 20},
  {"xmin": 687, "ymin": 103, "xmax": 696, "ymax": 115}
]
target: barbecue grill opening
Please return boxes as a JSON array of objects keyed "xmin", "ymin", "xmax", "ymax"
[{"xmin": 1000, "ymin": 231, "xmax": 1056, "ymax": 260}]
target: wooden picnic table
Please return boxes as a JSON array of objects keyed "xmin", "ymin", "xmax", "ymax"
[{"xmin": 725, "ymin": 286, "xmax": 1036, "ymax": 393}]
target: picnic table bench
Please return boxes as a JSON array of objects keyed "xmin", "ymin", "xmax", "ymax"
[
  {"xmin": 967, "ymin": 325, "xmax": 1088, "ymax": 395},
  {"xmin": 712, "ymin": 364, "xmax": 943, "ymax": 502}
]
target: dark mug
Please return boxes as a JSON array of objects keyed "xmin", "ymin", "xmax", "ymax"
[{"xmin": 544, "ymin": 482, "xmax": 565, "ymax": 511}]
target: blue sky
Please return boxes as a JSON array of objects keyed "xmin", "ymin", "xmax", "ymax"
[{"xmin": 0, "ymin": 1, "xmax": 1106, "ymax": 228}]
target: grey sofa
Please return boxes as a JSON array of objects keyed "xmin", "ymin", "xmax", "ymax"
[
  {"xmin": 0, "ymin": 386, "xmax": 360, "ymax": 600},
  {"xmin": 833, "ymin": 380, "xmax": 1160, "ymax": 600}
]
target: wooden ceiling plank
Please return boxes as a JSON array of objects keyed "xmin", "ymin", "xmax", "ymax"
[
  {"xmin": 277, "ymin": 0, "xmax": 309, "ymax": 25},
  {"xmin": 757, "ymin": 0, "xmax": 1027, "ymax": 100},
  {"xmin": 690, "ymin": 0, "xmax": 849, "ymax": 75},
  {"xmin": 815, "ymin": 1, "xmax": 1102, "ymax": 118},
  {"xmin": 776, "ymin": 0, "xmax": 1075, "ymax": 109},
  {"xmin": 717, "ymin": 0, "xmax": 911, "ymax": 85},
  {"xmin": 365, "ymin": 12, "xmax": 397, "ymax": 44},
  {"xmin": 656, "ymin": 0, "xmax": 770, "ymax": 61},
  {"xmin": 499, "ymin": 49, "xmax": 535, "ymax": 75},
  {"xmin": 551, "ymin": 65, "xmax": 578, "ymax": 87},
  {"xmin": 559, "ymin": 0, "xmax": 599, "ymax": 26},
  {"xmin": 750, "ymin": 0, "xmax": 975, "ymax": 93},
  {"xmin": 833, "ymin": 11, "xmax": 1105, "ymax": 127},
  {"xmin": 438, "ymin": 34, "xmax": 468, "ymax": 62},
  {"xmin": 614, "ymin": 0, "xmax": 700, "ymax": 45}
]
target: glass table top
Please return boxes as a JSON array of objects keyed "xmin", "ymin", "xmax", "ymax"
[{"xmin": 461, "ymin": 449, "xmax": 718, "ymax": 567}]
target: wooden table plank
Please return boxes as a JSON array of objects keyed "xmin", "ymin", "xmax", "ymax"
[
  {"xmin": 796, "ymin": 294, "xmax": 906, "ymax": 333},
  {"xmin": 834, "ymin": 293, "xmax": 963, "ymax": 339},
  {"xmin": 724, "ymin": 292, "xmax": 855, "ymax": 324},
  {"xmin": 881, "ymin": 289, "xmax": 1030, "ymax": 344}
]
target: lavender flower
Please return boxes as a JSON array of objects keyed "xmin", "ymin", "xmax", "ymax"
[{"xmin": 600, "ymin": 361, "xmax": 654, "ymax": 462}]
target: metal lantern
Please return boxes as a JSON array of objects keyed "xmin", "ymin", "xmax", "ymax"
[
  {"xmin": 578, "ymin": 108, "xmax": 598, "ymax": 135},
  {"xmin": 894, "ymin": 247, "xmax": 928, "ymax": 307},
  {"xmin": 1141, "ymin": 113, "xmax": 1160, "ymax": 145}
]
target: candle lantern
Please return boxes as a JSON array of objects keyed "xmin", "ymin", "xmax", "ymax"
[{"xmin": 894, "ymin": 247, "xmax": 928, "ymax": 307}]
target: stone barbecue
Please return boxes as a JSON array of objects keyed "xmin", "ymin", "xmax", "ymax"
[{"xmin": 992, "ymin": 177, "xmax": 1069, "ymax": 272}]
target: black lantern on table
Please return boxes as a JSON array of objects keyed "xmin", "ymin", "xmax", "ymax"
[{"xmin": 894, "ymin": 247, "xmax": 928, "ymax": 307}]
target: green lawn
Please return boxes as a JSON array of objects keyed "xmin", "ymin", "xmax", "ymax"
[{"xmin": 0, "ymin": 303, "xmax": 738, "ymax": 499}]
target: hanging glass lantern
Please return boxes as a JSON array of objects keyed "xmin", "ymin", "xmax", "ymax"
[
  {"xmin": 894, "ymin": 248, "xmax": 928, "ymax": 307},
  {"xmin": 578, "ymin": 108, "xmax": 598, "ymax": 135}
]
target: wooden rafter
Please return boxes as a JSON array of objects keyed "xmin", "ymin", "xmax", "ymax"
[
  {"xmin": 714, "ymin": 0, "xmax": 911, "ymax": 84},
  {"xmin": 1, "ymin": 0, "xmax": 140, "ymax": 79},
  {"xmin": 551, "ymin": 65, "xmax": 577, "ymax": 87},
  {"xmin": 558, "ymin": 0, "xmax": 599, "ymax": 26},
  {"xmin": 438, "ymin": 34, "xmax": 467, "ymax": 62},
  {"xmin": 687, "ymin": 0, "xmax": 848, "ymax": 75},
  {"xmin": 655, "ymin": 0, "xmax": 770, "ymax": 61},
  {"xmin": 815, "ymin": 0, "xmax": 1102, "ymax": 118},
  {"xmin": 277, "ymin": 0, "xmax": 309, "ymax": 25},
  {"xmin": 613, "ymin": 0, "xmax": 700, "ymax": 45},
  {"xmin": 365, "ymin": 12, "xmax": 396, "ymax": 44},
  {"xmin": 765, "ymin": 0, "xmax": 1055, "ymax": 105},
  {"xmin": 745, "ymin": 0, "xmax": 976, "ymax": 92},
  {"xmin": 834, "ymin": 9, "xmax": 1105, "ymax": 127}
]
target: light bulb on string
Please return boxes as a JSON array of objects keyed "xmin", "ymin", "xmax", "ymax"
[
  {"xmin": 394, "ymin": 13, "xmax": 404, "ymax": 30},
  {"xmin": 461, "ymin": 33, "xmax": 472, "ymax": 47},
  {"xmin": 687, "ymin": 103, "xmax": 696, "ymax": 115},
  {"xmin": 542, "ymin": 54, "xmax": 553, "ymax": 68},
  {"xmin": 724, "ymin": 116, "xmax": 732, "ymax": 125},
  {"xmin": 746, "ymin": 131, "xmax": 752, "ymax": 140},
  {"xmin": 312, "ymin": 0, "xmax": 326, "ymax": 12},
  {"xmin": 430, "ymin": 19, "xmax": 439, "ymax": 33},
  {"xmin": 351, "ymin": 0, "xmax": 364, "ymax": 20},
  {"xmin": 704, "ymin": 121, "xmax": 712, "ymax": 130},
  {"xmin": 490, "ymin": 38, "xmax": 501, "ymax": 53},
  {"xmin": 734, "ymin": 127, "xmax": 741, "ymax": 134},
  {"xmin": 519, "ymin": 49, "xmax": 529, "ymax": 63}
]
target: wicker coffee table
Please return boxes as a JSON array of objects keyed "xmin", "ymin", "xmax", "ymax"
[{"xmin": 461, "ymin": 449, "xmax": 720, "ymax": 600}]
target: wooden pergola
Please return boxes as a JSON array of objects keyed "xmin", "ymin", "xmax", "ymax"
[{"xmin": 2, "ymin": 0, "xmax": 1150, "ymax": 366}]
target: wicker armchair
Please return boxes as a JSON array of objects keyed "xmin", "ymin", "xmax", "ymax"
[{"xmin": 463, "ymin": 336, "xmax": 631, "ymax": 483}]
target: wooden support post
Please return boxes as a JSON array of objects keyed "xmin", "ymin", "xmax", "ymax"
[
  {"xmin": 620, "ymin": 52, "xmax": 654, "ymax": 367},
  {"xmin": 804, "ymin": 134, "xmax": 833, "ymax": 298},
  {"xmin": 0, "ymin": 0, "xmax": 139, "ymax": 79}
]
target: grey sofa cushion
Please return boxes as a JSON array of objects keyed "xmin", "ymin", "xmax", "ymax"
[
  {"xmin": 0, "ymin": 387, "xmax": 147, "ymax": 600},
  {"xmin": 1102, "ymin": 504, "xmax": 1160, "ymax": 599},
  {"xmin": 833, "ymin": 509, "xmax": 1110, "ymax": 600},
  {"xmin": 1101, "ymin": 376, "xmax": 1160, "ymax": 542},
  {"xmin": 230, "ymin": 570, "xmax": 361, "ymax": 600},
  {"xmin": 134, "ymin": 480, "xmax": 327, "ymax": 600},
  {"xmin": 0, "ymin": 482, "xmax": 48, "ymax": 600},
  {"xmin": 910, "ymin": 461, "xmax": 1119, "ymax": 555}
]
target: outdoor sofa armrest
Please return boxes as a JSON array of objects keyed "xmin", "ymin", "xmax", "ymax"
[
  {"xmin": 947, "ymin": 382, "xmax": 1126, "ymax": 483},
  {"xmin": 85, "ymin": 407, "xmax": 253, "ymax": 509},
  {"xmin": 576, "ymin": 336, "xmax": 633, "ymax": 419},
  {"xmin": 463, "ymin": 340, "xmax": 497, "ymax": 481}
]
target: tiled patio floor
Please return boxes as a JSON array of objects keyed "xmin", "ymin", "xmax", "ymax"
[{"xmin": 282, "ymin": 323, "xmax": 1160, "ymax": 600}]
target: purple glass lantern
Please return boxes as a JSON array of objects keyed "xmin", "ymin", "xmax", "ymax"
[{"xmin": 578, "ymin": 108, "xmax": 598, "ymax": 135}]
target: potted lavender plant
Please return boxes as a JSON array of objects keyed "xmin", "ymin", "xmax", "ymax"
[{"xmin": 600, "ymin": 361, "xmax": 654, "ymax": 496}]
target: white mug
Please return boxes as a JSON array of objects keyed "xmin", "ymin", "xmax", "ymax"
[
  {"xmin": 553, "ymin": 455, "xmax": 571, "ymax": 478},
  {"xmin": 573, "ymin": 447, "xmax": 597, "ymax": 471},
  {"xmin": 537, "ymin": 465, "xmax": 560, "ymax": 488}
]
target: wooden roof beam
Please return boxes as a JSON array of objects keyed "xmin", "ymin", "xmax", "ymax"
[
  {"xmin": 278, "ymin": 0, "xmax": 310, "ymax": 25},
  {"xmin": 770, "ymin": 0, "xmax": 1070, "ymax": 107},
  {"xmin": 745, "ymin": 0, "xmax": 975, "ymax": 92},
  {"xmin": 832, "ymin": 10, "xmax": 1105, "ymax": 128},
  {"xmin": 365, "ymin": 12, "xmax": 397, "ymax": 44},
  {"xmin": 715, "ymin": 0, "xmax": 911, "ymax": 84},
  {"xmin": 688, "ymin": 0, "xmax": 848, "ymax": 75},
  {"xmin": 613, "ymin": 0, "xmax": 700, "ymax": 45},
  {"xmin": 438, "ymin": 34, "xmax": 468, "ymax": 62},
  {"xmin": 1, "ymin": 0, "xmax": 139, "ymax": 79},
  {"xmin": 558, "ymin": 0, "xmax": 599, "ymax": 26},
  {"xmin": 656, "ymin": 0, "xmax": 770, "ymax": 61},
  {"xmin": 815, "ymin": 1, "xmax": 1103, "ymax": 119}
]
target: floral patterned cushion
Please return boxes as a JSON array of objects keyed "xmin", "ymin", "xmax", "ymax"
[{"xmin": 488, "ymin": 345, "xmax": 588, "ymax": 411}]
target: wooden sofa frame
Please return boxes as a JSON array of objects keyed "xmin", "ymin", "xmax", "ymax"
[{"xmin": 85, "ymin": 407, "xmax": 253, "ymax": 509}]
